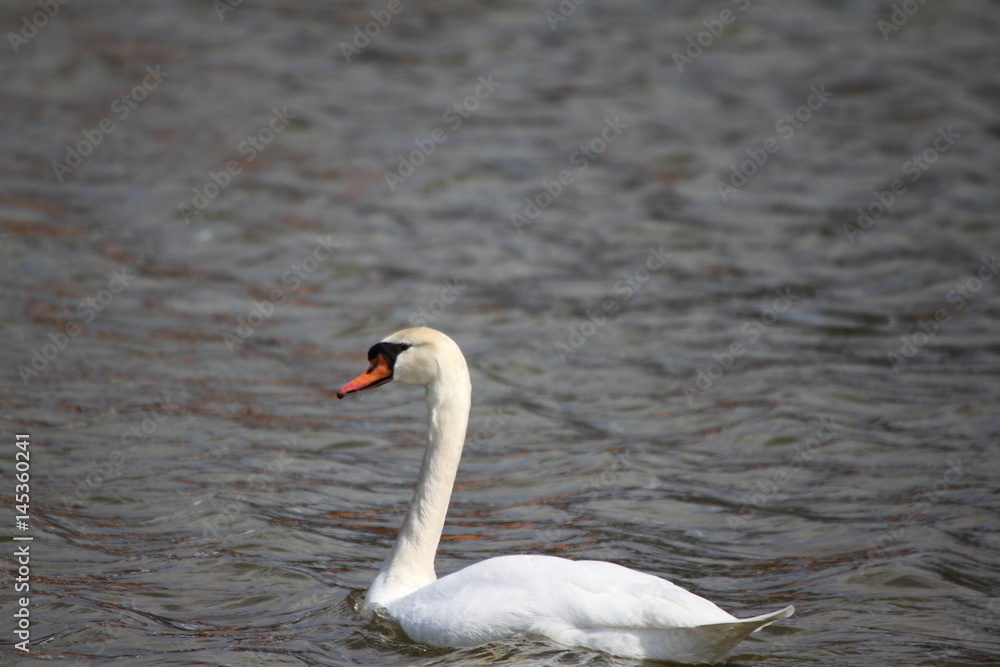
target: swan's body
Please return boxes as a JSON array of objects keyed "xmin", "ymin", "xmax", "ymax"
[{"xmin": 337, "ymin": 327, "xmax": 793, "ymax": 663}]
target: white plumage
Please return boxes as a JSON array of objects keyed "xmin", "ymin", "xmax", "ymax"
[{"xmin": 337, "ymin": 327, "xmax": 793, "ymax": 663}]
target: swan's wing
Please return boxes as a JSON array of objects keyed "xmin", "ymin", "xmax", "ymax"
[
  {"xmin": 526, "ymin": 558, "xmax": 793, "ymax": 661},
  {"xmin": 384, "ymin": 555, "xmax": 793, "ymax": 662},
  {"xmin": 551, "ymin": 557, "xmax": 737, "ymax": 627}
]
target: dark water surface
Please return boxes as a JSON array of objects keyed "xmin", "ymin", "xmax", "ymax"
[{"xmin": 2, "ymin": 1, "xmax": 999, "ymax": 665}]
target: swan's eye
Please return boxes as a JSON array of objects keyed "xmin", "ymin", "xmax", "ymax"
[{"xmin": 366, "ymin": 342, "xmax": 412, "ymax": 370}]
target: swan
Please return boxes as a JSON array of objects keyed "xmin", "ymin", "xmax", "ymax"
[{"xmin": 336, "ymin": 327, "xmax": 793, "ymax": 663}]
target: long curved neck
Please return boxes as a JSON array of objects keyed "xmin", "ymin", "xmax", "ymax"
[{"xmin": 366, "ymin": 351, "xmax": 471, "ymax": 606}]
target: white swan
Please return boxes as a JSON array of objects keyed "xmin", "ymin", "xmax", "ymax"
[{"xmin": 337, "ymin": 327, "xmax": 793, "ymax": 663}]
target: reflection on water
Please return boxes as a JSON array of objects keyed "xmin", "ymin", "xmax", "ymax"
[{"xmin": 2, "ymin": 1, "xmax": 999, "ymax": 665}]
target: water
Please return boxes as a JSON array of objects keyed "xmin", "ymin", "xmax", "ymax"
[{"xmin": 2, "ymin": 1, "xmax": 999, "ymax": 664}]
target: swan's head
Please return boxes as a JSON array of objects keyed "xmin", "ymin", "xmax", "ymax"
[{"xmin": 336, "ymin": 327, "xmax": 464, "ymax": 398}]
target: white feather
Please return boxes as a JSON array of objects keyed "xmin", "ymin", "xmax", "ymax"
[{"xmin": 339, "ymin": 327, "xmax": 793, "ymax": 664}]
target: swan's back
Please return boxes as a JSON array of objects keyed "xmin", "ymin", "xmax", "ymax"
[{"xmin": 384, "ymin": 554, "xmax": 792, "ymax": 662}]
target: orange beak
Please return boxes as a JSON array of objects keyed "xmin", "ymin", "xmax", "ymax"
[{"xmin": 336, "ymin": 354, "xmax": 394, "ymax": 399}]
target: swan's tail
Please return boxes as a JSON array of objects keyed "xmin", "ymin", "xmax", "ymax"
[
  {"xmin": 649, "ymin": 605, "xmax": 795, "ymax": 664},
  {"xmin": 564, "ymin": 605, "xmax": 795, "ymax": 663},
  {"xmin": 738, "ymin": 604, "xmax": 795, "ymax": 630}
]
